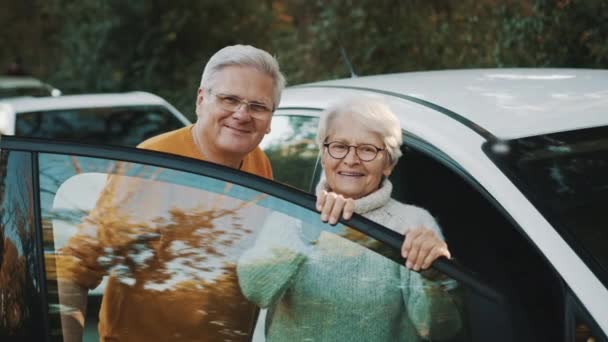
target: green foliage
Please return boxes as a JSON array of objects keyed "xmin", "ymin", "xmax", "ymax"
[{"xmin": 1, "ymin": 0, "xmax": 607, "ymax": 119}]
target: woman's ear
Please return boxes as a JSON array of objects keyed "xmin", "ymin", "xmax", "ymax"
[{"xmin": 383, "ymin": 162, "xmax": 395, "ymax": 178}]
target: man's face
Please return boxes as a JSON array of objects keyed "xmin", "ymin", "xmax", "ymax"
[{"xmin": 195, "ymin": 65, "xmax": 275, "ymax": 157}]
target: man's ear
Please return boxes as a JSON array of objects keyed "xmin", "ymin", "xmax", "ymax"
[
  {"xmin": 196, "ymin": 88, "xmax": 205, "ymax": 107},
  {"xmin": 266, "ymin": 127, "xmax": 271, "ymax": 134}
]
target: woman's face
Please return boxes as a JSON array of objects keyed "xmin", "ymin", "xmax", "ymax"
[{"xmin": 321, "ymin": 116, "xmax": 394, "ymax": 199}]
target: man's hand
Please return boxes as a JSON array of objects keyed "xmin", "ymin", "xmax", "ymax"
[
  {"xmin": 316, "ymin": 190, "xmax": 355, "ymax": 225},
  {"xmin": 401, "ymin": 227, "xmax": 450, "ymax": 271}
]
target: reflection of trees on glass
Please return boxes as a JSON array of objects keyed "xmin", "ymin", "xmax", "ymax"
[
  {"xmin": 264, "ymin": 116, "xmax": 319, "ymax": 192},
  {"xmin": 40, "ymin": 156, "xmax": 270, "ymax": 341},
  {"xmin": 0, "ymin": 152, "xmax": 40, "ymax": 338}
]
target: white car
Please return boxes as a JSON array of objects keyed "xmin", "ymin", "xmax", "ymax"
[
  {"xmin": 0, "ymin": 91, "xmax": 190, "ymax": 146},
  {"xmin": 265, "ymin": 68, "xmax": 608, "ymax": 341},
  {"xmin": 0, "ymin": 76, "xmax": 62, "ymax": 99},
  {"xmin": 0, "ymin": 69, "xmax": 605, "ymax": 341}
]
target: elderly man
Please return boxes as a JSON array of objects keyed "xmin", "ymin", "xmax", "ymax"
[
  {"xmin": 138, "ymin": 45, "xmax": 281, "ymax": 176},
  {"xmin": 57, "ymin": 45, "xmax": 286, "ymax": 342}
]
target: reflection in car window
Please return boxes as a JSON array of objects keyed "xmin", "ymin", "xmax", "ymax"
[
  {"xmin": 37, "ymin": 152, "xmax": 468, "ymax": 341},
  {"xmin": 485, "ymin": 125, "xmax": 608, "ymax": 286},
  {"xmin": 261, "ymin": 115, "xmax": 319, "ymax": 192},
  {"xmin": 0, "ymin": 151, "xmax": 46, "ymax": 340},
  {"xmin": 15, "ymin": 106, "xmax": 185, "ymax": 147},
  {"xmin": 237, "ymin": 212, "xmax": 465, "ymax": 341}
]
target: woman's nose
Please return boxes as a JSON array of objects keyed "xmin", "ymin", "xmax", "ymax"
[{"xmin": 343, "ymin": 147, "xmax": 360, "ymax": 164}]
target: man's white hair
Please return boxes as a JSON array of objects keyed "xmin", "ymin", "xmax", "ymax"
[
  {"xmin": 316, "ymin": 96, "xmax": 403, "ymax": 166},
  {"xmin": 200, "ymin": 45, "xmax": 286, "ymax": 108}
]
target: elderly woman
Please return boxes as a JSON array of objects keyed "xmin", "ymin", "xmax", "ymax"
[{"xmin": 237, "ymin": 97, "xmax": 462, "ymax": 341}]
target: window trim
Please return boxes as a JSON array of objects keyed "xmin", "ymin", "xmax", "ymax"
[
  {"xmin": 29, "ymin": 149, "xmax": 52, "ymax": 342},
  {"xmin": 1, "ymin": 135, "xmax": 504, "ymax": 304},
  {"xmin": 565, "ymin": 287, "xmax": 608, "ymax": 341}
]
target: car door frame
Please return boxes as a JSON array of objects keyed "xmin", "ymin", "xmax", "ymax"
[{"xmin": 2, "ymin": 135, "xmax": 507, "ymax": 341}]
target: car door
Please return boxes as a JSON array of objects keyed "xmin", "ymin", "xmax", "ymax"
[
  {"xmin": 1, "ymin": 136, "xmax": 511, "ymax": 342},
  {"xmin": 385, "ymin": 132, "xmax": 608, "ymax": 342}
]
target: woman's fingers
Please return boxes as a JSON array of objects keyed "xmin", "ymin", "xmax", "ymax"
[
  {"xmin": 402, "ymin": 228, "xmax": 450, "ymax": 271},
  {"xmin": 403, "ymin": 230, "xmax": 423, "ymax": 269},
  {"xmin": 342, "ymin": 199, "xmax": 355, "ymax": 220},
  {"xmin": 316, "ymin": 190, "xmax": 328, "ymax": 212},
  {"xmin": 319, "ymin": 191, "xmax": 336, "ymax": 222},
  {"xmin": 317, "ymin": 191, "xmax": 355, "ymax": 225},
  {"xmin": 328, "ymin": 195, "xmax": 346, "ymax": 225},
  {"xmin": 420, "ymin": 242, "xmax": 450, "ymax": 270}
]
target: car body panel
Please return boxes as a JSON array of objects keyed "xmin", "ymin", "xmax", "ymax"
[
  {"xmin": 276, "ymin": 69, "xmax": 608, "ymax": 334},
  {"xmin": 283, "ymin": 68, "xmax": 608, "ymax": 139}
]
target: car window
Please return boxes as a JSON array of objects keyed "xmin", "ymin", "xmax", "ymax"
[
  {"xmin": 390, "ymin": 137, "xmax": 571, "ymax": 341},
  {"xmin": 15, "ymin": 105, "xmax": 185, "ymax": 147},
  {"xmin": 568, "ymin": 294, "xmax": 608, "ymax": 342},
  {"xmin": 261, "ymin": 114, "xmax": 320, "ymax": 192},
  {"xmin": 484, "ymin": 126, "xmax": 608, "ymax": 288},
  {"xmin": 0, "ymin": 151, "xmax": 47, "ymax": 340},
  {"xmin": 17, "ymin": 144, "xmax": 480, "ymax": 341},
  {"xmin": 0, "ymin": 86, "xmax": 53, "ymax": 99}
]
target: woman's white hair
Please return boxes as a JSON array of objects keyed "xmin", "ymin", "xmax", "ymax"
[
  {"xmin": 200, "ymin": 44, "xmax": 286, "ymax": 108},
  {"xmin": 316, "ymin": 96, "xmax": 403, "ymax": 166}
]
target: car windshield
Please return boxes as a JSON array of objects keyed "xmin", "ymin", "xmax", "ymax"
[
  {"xmin": 0, "ymin": 86, "xmax": 52, "ymax": 99},
  {"xmin": 485, "ymin": 126, "xmax": 608, "ymax": 286},
  {"xmin": 15, "ymin": 105, "xmax": 185, "ymax": 147}
]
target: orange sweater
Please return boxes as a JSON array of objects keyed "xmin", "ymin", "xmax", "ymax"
[
  {"xmin": 57, "ymin": 125, "xmax": 273, "ymax": 341},
  {"xmin": 138, "ymin": 124, "xmax": 273, "ymax": 179}
]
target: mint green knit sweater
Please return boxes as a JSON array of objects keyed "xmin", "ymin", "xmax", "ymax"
[{"xmin": 237, "ymin": 179, "xmax": 462, "ymax": 341}]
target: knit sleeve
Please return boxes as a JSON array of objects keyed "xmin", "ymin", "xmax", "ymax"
[
  {"xmin": 237, "ymin": 212, "xmax": 309, "ymax": 308},
  {"xmin": 400, "ymin": 264, "xmax": 463, "ymax": 339},
  {"xmin": 399, "ymin": 204, "xmax": 445, "ymax": 240}
]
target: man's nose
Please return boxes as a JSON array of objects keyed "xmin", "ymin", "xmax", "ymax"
[{"xmin": 231, "ymin": 103, "xmax": 252, "ymax": 119}]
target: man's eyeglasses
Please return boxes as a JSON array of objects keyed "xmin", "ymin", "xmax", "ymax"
[
  {"xmin": 323, "ymin": 141, "xmax": 386, "ymax": 162},
  {"xmin": 208, "ymin": 90, "xmax": 274, "ymax": 119}
]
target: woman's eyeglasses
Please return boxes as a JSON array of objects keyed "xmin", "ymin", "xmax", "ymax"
[{"xmin": 323, "ymin": 141, "xmax": 385, "ymax": 162}]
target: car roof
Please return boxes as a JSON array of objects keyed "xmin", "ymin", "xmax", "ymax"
[
  {"xmin": 0, "ymin": 91, "xmax": 170, "ymax": 113},
  {"xmin": 0, "ymin": 76, "xmax": 48, "ymax": 89},
  {"xmin": 281, "ymin": 68, "xmax": 608, "ymax": 139}
]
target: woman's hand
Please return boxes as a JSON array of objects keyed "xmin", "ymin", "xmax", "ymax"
[
  {"xmin": 316, "ymin": 190, "xmax": 355, "ymax": 225},
  {"xmin": 401, "ymin": 227, "xmax": 450, "ymax": 271}
]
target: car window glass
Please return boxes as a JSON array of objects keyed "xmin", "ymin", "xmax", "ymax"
[
  {"xmin": 485, "ymin": 126, "xmax": 608, "ymax": 287},
  {"xmin": 0, "ymin": 86, "xmax": 52, "ymax": 99},
  {"xmin": 393, "ymin": 141, "xmax": 567, "ymax": 341},
  {"xmin": 38, "ymin": 152, "xmax": 470, "ymax": 341},
  {"xmin": 261, "ymin": 115, "xmax": 319, "ymax": 192},
  {"xmin": 15, "ymin": 106, "xmax": 185, "ymax": 147},
  {"xmin": 0, "ymin": 151, "xmax": 46, "ymax": 341}
]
